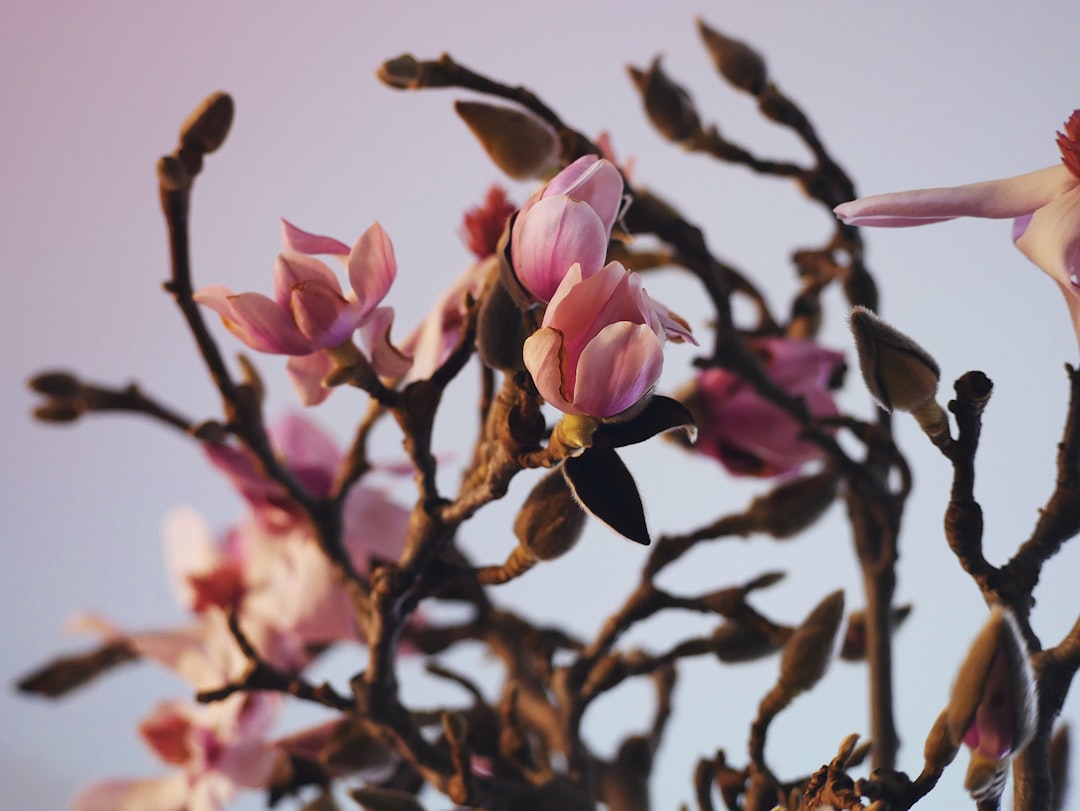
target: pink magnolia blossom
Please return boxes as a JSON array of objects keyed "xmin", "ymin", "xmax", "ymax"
[
  {"xmin": 511, "ymin": 155, "xmax": 625, "ymax": 302},
  {"xmin": 523, "ymin": 261, "xmax": 693, "ymax": 418},
  {"xmin": 833, "ymin": 109, "xmax": 1080, "ymax": 347},
  {"xmin": 72, "ymin": 692, "xmax": 280, "ymax": 811},
  {"xmin": 686, "ymin": 338, "xmax": 844, "ymax": 477},
  {"xmin": 461, "ymin": 185, "xmax": 516, "ymax": 260},
  {"xmin": 195, "ymin": 220, "xmax": 411, "ymax": 405}
]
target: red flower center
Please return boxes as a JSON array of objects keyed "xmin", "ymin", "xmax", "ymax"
[{"xmin": 1057, "ymin": 110, "xmax": 1080, "ymax": 180}]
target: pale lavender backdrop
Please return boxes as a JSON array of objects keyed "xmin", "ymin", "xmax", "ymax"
[{"xmin": 3, "ymin": 1, "xmax": 1079, "ymax": 808}]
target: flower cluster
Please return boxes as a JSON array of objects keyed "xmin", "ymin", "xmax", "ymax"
[{"xmin": 69, "ymin": 414, "xmax": 410, "ymax": 810}]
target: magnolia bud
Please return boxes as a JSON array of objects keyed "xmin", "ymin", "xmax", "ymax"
[
  {"xmin": 628, "ymin": 57, "xmax": 702, "ymax": 144},
  {"xmin": 849, "ymin": 306, "xmax": 948, "ymax": 438},
  {"xmin": 33, "ymin": 401, "xmax": 85, "ymax": 423},
  {"xmin": 746, "ymin": 469, "xmax": 839, "ymax": 539},
  {"xmin": 839, "ymin": 603, "xmax": 912, "ymax": 662},
  {"xmin": 947, "ymin": 607, "xmax": 1037, "ymax": 801},
  {"xmin": 696, "ymin": 19, "xmax": 768, "ymax": 95},
  {"xmin": 455, "ymin": 101, "xmax": 559, "ymax": 180},
  {"xmin": 923, "ymin": 709, "xmax": 960, "ymax": 771},
  {"xmin": 179, "ymin": 92, "xmax": 234, "ymax": 155},
  {"xmin": 28, "ymin": 371, "xmax": 81, "ymax": 398},
  {"xmin": 515, "ymin": 468, "xmax": 588, "ymax": 561},
  {"xmin": 778, "ymin": 590, "xmax": 844, "ymax": 695}
]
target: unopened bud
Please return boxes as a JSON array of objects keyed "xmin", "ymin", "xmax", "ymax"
[
  {"xmin": 758, "ymin": 84, "xmax": 810, "ymax": 131},
  {"xmin": 28, "ymin": 371, "xmax": 81, "ymax": 398},
  {"xmin": 477, "ymin": 256, "xmax": 525, "ymax": 372},
  {"xmin": 778, "ymin": 590, "xmax": 844, "ymax": 695},
  {"xmin": 849, "ymin": 305, "xmax": 941, "ymax": 415},
  {"xmin": 377, "ymin": 54, "xmax": 422, "ymax": 90},
  {"xmin": 947, "ymin": 608, "xmax": 1037, "ymax": 766},
  {"xmin": 455, "ymin": 101, "xmax": 559, "ymax": 180},
  {"xmin": 628, "ymin": 57, "xmax": 702, "ymax": 144},
  {"xmin": 696, "ymin": 19, "xmax": 768, "ymax": 95},
  {"xmin": 33, "ymin": 401, "xmax": 85, "ymax": 423},
  {"xmin": 747, "ymin": 469, "xmax": 839, "ymax": 539},
  {"xmin": 515, "ymin": 468, "xmax": 587, "ymax": 560},
  {"xmin": 179, "ymin": 92, "xmax": 234, "ymax": 155},
  {"xmin": 840, "ymin": 604, "xmax": 912, "ymax": 662}
]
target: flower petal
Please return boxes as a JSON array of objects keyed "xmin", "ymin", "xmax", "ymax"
[
  {"xmin": 511, "ymin": 196, "xmax": 608, "ymax": 301},
  {"xmin": 523, "ymin": 327, "xmax": 577, "ymax": 414},
  {"xmin": 347, "ymin": 222, "xmax": 397, "ymax": 317},
  {"xmin": 1014, "ymin": 183, "xmax": 1080, "ymax": 294},
  {"xmin": 573, "ymin": 321, "xmax": 664, "ymax": 417},
  {"xmin": 195, "ymin": 287, "xmax": 312, "ymax": 355},
  {"xmin": 280, "ymin": 218, "xmax": 350, "ymax": 257},
  {"xmin": 285, "ymin": 353, "xmax": 333, "ymax": 406},
  {"xmin": 544, "ymin": 155, "xmax": 625, "ymax": 233},
  {"xmin": 357, "ymin": 306, "xmax": 412, "ymax": 378},
  {"xmin": 72, "ymin": 774, "xmax": 190, "ymax": 811},
  {"xmin": 273, "ymin": 253, "xmax": 343, "ymax": 309},
  {"xmin": 834, "ymin": 165, "xmax": 1076, "ymax": 226},
  {"xmin": 288, "ymin": 279, "xmax": 364, "ymax": 349}
]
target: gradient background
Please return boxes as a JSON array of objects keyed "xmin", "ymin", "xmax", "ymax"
[{"xmin": 3, "ymin": 1, "xmax": 1079, "ymax": 808}]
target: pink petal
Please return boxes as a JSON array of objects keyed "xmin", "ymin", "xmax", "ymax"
[
  {"xmin": 280, "ymin": 219, "xmax": 350, "ymax": 257},
  {"xmin": 197, "ymin": 289, "xmax": 312, "ymax": 355},
  {"xmin": 347, "ymin": 222, "xmax": 397, "ymax": 317},
  {"xmin": 286, "ymin": 353, "xmax": 333, "ymax": 406},
  {"xmin": 343, "ymin": 485, "xmax": 410, "ymax": 570},
  {"xmin": 834, "ymin": 165, "xmax": 1076, "ymax": 226},
  {"xmin": 162, "ymin": 507, "xmax": 220, "ymax": 611},
  {"xmin": 522, "ymin": 327, "xmax": 577, "ymax": 414},
  {"xmin": 358, "ymin": 306, "xmax": 412, "ymax": 378},
  {"xmin": 268, "ymin": 413, "xmax": 342, "ymax": 478},
  {"xmin": 646, "ymin": 293, "xmax": 697, "ymax": 344},
  {"xmin": 273, "ymin": 253, "xmax": 343, "ymax": 309},
  {"xmin": 544, "ymin": 155, "xmax": 625, "ymax": 233},
  {"xmin": 72, "ymin": 774, "xmax": 189, "ymax": 811},
  {"xmin": 511, "ymin": 196, "xmax": 608, "ymax": 301},
  {"xmin": 288, "ymin": 279, "xmax": 364, "ymax": 349},
  {"xmin": 573, "ymin": 322, "xmax": 664, "ymax": 417}
]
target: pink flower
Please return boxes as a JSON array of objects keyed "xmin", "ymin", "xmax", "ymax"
[
  {"xmin": 686, "ymin": 338, "xmax": 844, "ymax": 477},
  {"xmin": 833, "ymin": 109, "xmax": 1080, "ymax": 347},
  {"xmin": 511, "ymin": 155, "xmax": 625, "ymax": 302},
  {"xmin": 72, "ymin": 692, "xmax": 280, "ymax": 811},
  {"xmin": 523, "ymin": 262, "xmax": 692, "ymax": 418},
  {"xmin": 195, "ymin": 220, "xmax": 410, "ymax": 405}
]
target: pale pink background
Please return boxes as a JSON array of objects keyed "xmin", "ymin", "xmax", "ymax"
[{"xmin": 3, "ymin": 1, "xmax": 1079, "ymax": 808}]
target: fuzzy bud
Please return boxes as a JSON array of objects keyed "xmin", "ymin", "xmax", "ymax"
[
  {"xmin": 778, "ymin": 590, "xmax": 844, "ymax": 695},
  {"xmin": 33, "ymin": 401, "xmax": 85, "ymax": 423},
  {"xmin": 455, "ymin": 101, "xmax": 560, "ymax": 180},
  {"xmin": 376, "ymin": 54, "xmax": 422, "ymax": 89},
  {"xmin": 923, "ymin": 708, "xmax": 960, "ymax": 771},
  {"xmin": 28, "ymin": 371, "xmax": 81, "ymax": 398},
  {"xmin": 628, "ymin": 57, "xmax": 702, "ymax": 144},
  {"xmin": 179, "ymin": 92, "xmax": 234, "ymax": 155},
  {"xmin": 746, "ymin": 469, "xmax": 839, "ymax": 539},
  {"xmin": 696, "ymin": 19, "xmax": 768, "ymax": 95},
  {"xmin": 839, "ymin": 604, "xmax": 912, "ymax": 662},
  {"xmin": 515, "ymin": 468, "xmax": 588, "ymax": 561},
  {"xmin": 849, "ymin": 306, "xmax": 947, "ymax": 435},
  {"xmin": 947, "ymin": 607, "xmax": 1037, "ymax": 802}
]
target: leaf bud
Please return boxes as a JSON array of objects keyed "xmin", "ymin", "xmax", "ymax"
[
  {"xmin": 28, "ymin": 371, "xmax": 81, "ymax": 398},
  {"xmin": 515, "ymin": 468, "xmax": 588, "ymax": 561},
  {"xmin": 696, "ymin": 19, "xmax": 768, "ymax": 95},
  {"xmin": 923, "ymin": 709, "xmax": 960, "ymax": 772},
  {"xmin": 778, "ymin": 590, "xmax": 844, "ymax": 695},
  {"xmin": 757, "ymin": 83, "xmax": 810, "ymax": 131},
  {"xmin": 455, "ymin": 101, "xmax": 560, "ymax": 180},
  {"xmin": 179, "ymin": 92, "xmax": 234, "ymax": 155},
  {"xmin": 746, "ymin": 469, "xmax": 839, "ymax": 539},
  {"xmin": 628, "ymin": 57, "xmax": 702, "ymax": 144},
  {"xmin": 839, "ymin": 603, "xmax": 912, "ymax": 662}
]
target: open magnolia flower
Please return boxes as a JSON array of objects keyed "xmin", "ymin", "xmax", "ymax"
[
  {"xmin": 833, "ymin": 109, "xmax": 1080, "ymax": 347},
  {"xmin": 196, "ymin": 220, "xmax": 411, "ymax": 404},
  {"xmin": 523, "ymin": 261, "xmax": 692, "ymax": 419}
]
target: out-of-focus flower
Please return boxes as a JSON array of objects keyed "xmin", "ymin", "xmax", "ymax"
[
  {"xmin": 195, "ymin": 220, "xmax": 410, "ymax": 404},
  {"xmin": 461, "ymin": 185, "xmax": 516, "ymax": 261},
  {"xmin": 523, "ymin": 262, "xmax": 692, "ymax": 418},
  {"xmin": 681, "ymin": 338, "xmax": 844, "ymax": 477},
  {"xmin": 72, "ymin": 692, "xmax": 280, "ymax": 811},
  {"xmin": 946, "ymin": 607, "xmax": 1037, "ymax": 801},
  {"xmin": 511, "ymin": 155, "xmax": 625, "ymax": 302},
  {"xmin": 833, "ymin": 110, "xmax": 1080, "ymax": 347}
]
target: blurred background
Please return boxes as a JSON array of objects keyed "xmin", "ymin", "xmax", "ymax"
[{"xmin": 3, "ymin": 1, "xmax": 1079, "ymax": 807}]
